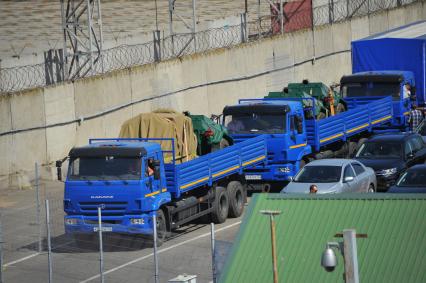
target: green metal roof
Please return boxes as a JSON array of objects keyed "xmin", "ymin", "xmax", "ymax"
[{"xmin": 219, "ymin": 194, "xmax": 426, "ymax": 283}]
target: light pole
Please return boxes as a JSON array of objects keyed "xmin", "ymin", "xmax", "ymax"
[
  {"xmin": 321, "ymin": 229, "xmax": 367, "ymax": 283},
  {"xmin": 260, "ymin": 210, "xmax": 281, "ymax": 283}
]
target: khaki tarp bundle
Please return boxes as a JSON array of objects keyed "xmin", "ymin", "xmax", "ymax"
[{"xmin": 119, "ymin": 109, "xmax": 197, "ymax": 163}]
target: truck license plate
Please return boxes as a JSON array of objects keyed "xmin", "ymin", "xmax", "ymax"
[
  {"xmin": 93, "ymin": 227, "xmax": 113, "ymax": 232},
  {"xmin": 245, "ymin": 175, "xmax": 262, "ymax": 180}
]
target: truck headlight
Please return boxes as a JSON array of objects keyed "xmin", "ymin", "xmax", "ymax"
[
  {"xmin": 130, "ymin": 218, "xmax": 144, "ymax": 225},
  {"xmin": 377, "ymin": 168, "xmax": 397, "ymax": 177},
  {"xmin": 65, "ymin": 218, "xmax": 78, "ymax": 225}
]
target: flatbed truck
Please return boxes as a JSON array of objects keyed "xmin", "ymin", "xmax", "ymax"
[
  {"xmin": 58, "ymin": 135, "xmax": 267, "ymax": 244},
  {"xmin": 222, "ymin": 96, "xmax": 394, "ymax": 190}
]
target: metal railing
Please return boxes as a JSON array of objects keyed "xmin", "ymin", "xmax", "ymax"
[{"xmin": 0, "ymin": 0, "xmax": 421, "ymax": 93}]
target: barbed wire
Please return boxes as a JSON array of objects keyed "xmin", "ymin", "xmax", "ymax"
[{"xmin": 0, "ymin": 0, "xmax": 421, "ymax": 93}]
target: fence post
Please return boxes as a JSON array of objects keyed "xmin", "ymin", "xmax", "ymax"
[
  {"xmin": 35, "ymin": 162, "xmax": 42, "ymax": 253},
  {"xmin": 97, "ymin": 207, "xmax": 104, "ymax": 283},
  {"xmin": 153, "ymin": 30, "xmax": 162, "ymax": 62},
  {"xmin": 211, "ymin": 223, "xmax": 216, "ymax": 283},
  {"xmin": 153, "ymin": 214, "xmax": 159, "ymax": 283},
  {"xmin": 240, "ymin": 13, "xmax": 247, "ymax": 43},
  {"xmin": 45, "ymin": 200, "xmax": 52, "ymax": 283},
  {"xmin": 0, "ymin": 216, "xmax": 4, "ymax": 283}
]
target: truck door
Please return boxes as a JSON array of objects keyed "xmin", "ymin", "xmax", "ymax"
[
  {"xmin": 288, "ymin": 113, "xmax": 306, "ymax": 149},
  {"xmin": 144, "ymin": 155, "xmax": 161, "ymax": 193}
]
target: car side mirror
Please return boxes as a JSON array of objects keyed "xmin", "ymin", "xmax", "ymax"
[
  {"xmin": 56, "ymin": 160, "xmax": 62, "ymax": 181},
  {"xmin": 344, "ymin": 176, "xmax": 354, "ymax": 183},
  {"xmin": 407, "ymin": 152, "xmax": 415, "ymax": 160}
]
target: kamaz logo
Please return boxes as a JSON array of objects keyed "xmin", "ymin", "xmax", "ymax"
[{"xmin": 90, "ymin": 196, "xmax": 114, "ymax": 199}]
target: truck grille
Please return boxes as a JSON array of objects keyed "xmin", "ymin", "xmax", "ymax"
[{"xmin": 78, "ymin": 201, "xmax": 128, "ymax": 216}]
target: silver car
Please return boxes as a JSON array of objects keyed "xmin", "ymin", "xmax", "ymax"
[{"xmin": 281, "ymin": 159, "xmax": 377, "ymax": 194}]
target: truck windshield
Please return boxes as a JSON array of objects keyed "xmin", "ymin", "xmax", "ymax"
[
  {"xmin": 342, "ymin": 82, "xmax": 400, "ymax": 101},
  {"xmin": 224, "ymin": 113, "xmax": 286, "ymax": 134},
  {"xmin": 68, "ymin": 156, "xmax": 142, "ymax": 180},
  {"xmin": 293, "ymin": 165, "xmax": 342, "ymax": 183}
]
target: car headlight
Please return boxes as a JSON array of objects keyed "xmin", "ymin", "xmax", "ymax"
[
  {"xmin": 130, "ymin": 218, "xmax": 144, "ymax": 225},
  {"xmin": 65, "ymin": 218, "xmax": 78, "ymax": 225},
  {"xmin": 376, "ymin": 168, "xmax": 398, "ymax": 177}
]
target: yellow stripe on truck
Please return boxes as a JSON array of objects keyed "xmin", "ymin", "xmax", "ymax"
[
  {"xmin": 320, "ymin": 133, "xmax": 344, "ymax": 143},
  {"xmin": 346, "ymin": 123, "xmax": 369, "ymax": 134},
  {"xmin": 372, "ymin": 115, "xmax": 392, "ymax": 125},
  {"xmin": 180, "ymin": 155, "xmax": 266, "ymax": 190},
  {"xmin": 290, "ymin": 143, "xmax": 307, "ymax": 149}
]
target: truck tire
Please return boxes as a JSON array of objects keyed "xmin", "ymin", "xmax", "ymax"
[
  {"xmin": 211, "ymin": 186, "xmax": 229, "ymax": 224},
  {"xmin": 348, "ymin": 141, "xmax": 358, "ymax": 158},
  {"xmin": 154, "ymin": 209, "xmax": 168, "ymax": 247},
  {"xmin": 227, "ymin": 181, "xmax": 245, "ymax": 218},
  {"xmin": 357, "ymin": 138, "xmax": 368, "ymax": 151}
]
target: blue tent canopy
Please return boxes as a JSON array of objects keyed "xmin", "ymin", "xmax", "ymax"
[{"xmin": 351, "ymin": 21, "xmax": 426, "ymax": 105}]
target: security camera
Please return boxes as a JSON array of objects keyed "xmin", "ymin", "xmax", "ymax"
[{"xmin": 321, "ymin": 246, "xmax": 337, "ymax": 272}]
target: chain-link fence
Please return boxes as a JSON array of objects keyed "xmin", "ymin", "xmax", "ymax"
[
  {"xmin": 0, "ymin": 0, "xmax": 421, "ymax": 93},
  {"xmin": 0, "ymin": 163, "xmax": 238, "ymax": 282}
]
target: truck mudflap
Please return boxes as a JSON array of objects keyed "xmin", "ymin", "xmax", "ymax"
[{"xmin": 64, "ymin": 212, "xmax": 157, "ymax": 235}]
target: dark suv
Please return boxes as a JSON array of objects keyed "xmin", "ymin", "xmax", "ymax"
[{"xmin": 355, "ymin": 133, "xmax": 426, "ymax": 191}]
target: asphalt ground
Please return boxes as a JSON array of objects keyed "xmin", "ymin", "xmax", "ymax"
[{"xmin": 0, "ymin": 181, "xmax": 245, "ymax": 283}]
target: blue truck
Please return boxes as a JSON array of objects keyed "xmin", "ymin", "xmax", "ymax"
[
  {"xmin": 222, "ymin": 96, "xmax": 394, "ymax": 190},
  {"xmin": 57, "ymin": 135, "xmax": 267, "ymax": 245},
  {"xmin": 341, "ymin": 21, "xmax": 426, "ymax": 130}
]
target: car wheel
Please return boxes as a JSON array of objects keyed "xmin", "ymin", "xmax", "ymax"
[{"xmin": 368, "ymin": 184, "xmax": 375, "ymax": 193}]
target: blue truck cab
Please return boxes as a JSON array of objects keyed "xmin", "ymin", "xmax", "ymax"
[
  {"xmin": 223, "ymin": 100, "xmax": 311, "ymax": 188},
  {"xmin": 63, "ymin": 140, "xmax": 170, "ymax": 236},
  {"xmin": 340, "ymin": 71, "xmax": 415, "ymax": 130},
  {"xmin": 222, "ymin": 96, "xmax": 394, "ymax": 190},
  {"xmin": 60, "ymin": 136, "xmax": 267, "ymax": 244}
]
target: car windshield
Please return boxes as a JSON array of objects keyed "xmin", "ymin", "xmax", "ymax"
[
  {"xmin": 356, "ymin": 142, "xmax": 402, "ymax": 159},
  {"xmin": 224, "ymin": 113, "xmax": 286, "ymax": 134},
  {"xmin": 293, "ymin": 165, "xmax": 342, "ymax": 183},
  {"xmin": 68, "ymin": 156, "xmax": 141, "ymax": 180},
  {"xmin": 396, "ymin": 170, "xmax": 426, "ymax": 187},
  {"xmin": 342, "ymin": 82, "xmax": 400, "ymax": 101}
]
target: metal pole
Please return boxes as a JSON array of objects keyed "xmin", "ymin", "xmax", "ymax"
[
  {"xmin": 257, "ymin": 0, "xmax": 261, "ymax": 39},
  {"xmin": 86, "ymin": 0, "xmax": 94, "ymax": 72},
  {"xmin": 97, "ymin": 207, "xmax": 104, "ymax": 283},
  {"xmin": 153, "ymin": 214, "xmax": 159, "ymax": 283},
  {"xmin": 0, "ymin": 217, "xmax": 4, "ymax": 283},
  {"xmin": 168, "ymin": 0, "xmax": 175, "ymax": 56},
  {"xmin": 279, "ymin": 0, "xmax": 283, "ymax": 35},
  {"xmin": 45, "ymin": 200, "xmax": 52, "ymax": 283},
  {"xmin": 60, "ymin": 0, "xmax": 69, "ymax": 80},
  {"xmin": 192, "ymin": 0, "xmax": 197, "ymax": 52},
  {"xmin": 35, "ymin": 162, "xmax": 42, "ymax": 253},
  {"xmin": 343, "ymin": 229, "xmax": 360, "ymax": 283},
  {"xmin": 270, "ymin": 215, "xmax": 279, "ymax": 283},
  {"xmin": 211, "ymin": 223, "xmax": 216, "ymax": 283},
  {"xmin": 96, "ymin": 0, "xmax": 104, "ymax": 73}
]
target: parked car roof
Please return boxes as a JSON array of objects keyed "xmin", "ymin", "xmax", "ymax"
[{"xmin": 304, "ymin": 158, "xmax": 359, "ymax": 166}]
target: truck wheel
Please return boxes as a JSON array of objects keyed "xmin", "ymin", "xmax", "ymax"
[
  {"xmin": 357, "ymin": 138, "xmax": 368, "ymax": 151},
  {"xmin": 227, "ymin": 181, "xmax": 245, "ymax": 218},
  {"xmin": 348, "ymin": 141, "xmax": 357, "ymax": 158},
  {"xmin": 154, "ymin": 209, "xmax": 168, "ymax": 246},
  {"xmin": 211, "ymin": 186, "xmax": 229, "ymax": 224}
]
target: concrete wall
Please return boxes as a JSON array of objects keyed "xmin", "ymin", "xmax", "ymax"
[{"xmin": 0, "ymin": 2, "xmax": 424, "ymax": 189}]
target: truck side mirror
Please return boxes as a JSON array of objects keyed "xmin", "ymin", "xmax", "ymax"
[{"xmin": 56, "ymin": 160, "xmax": 62, "ymax": 181}]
